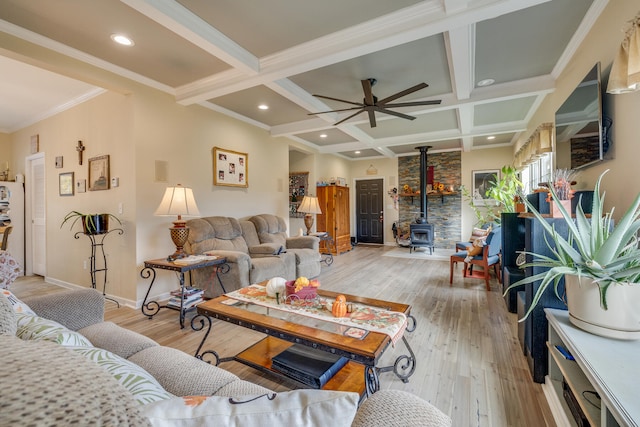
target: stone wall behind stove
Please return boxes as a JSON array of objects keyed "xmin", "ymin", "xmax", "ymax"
[{"xmin": 398, "ymin": 151, "xmax": 462, "ymax": 248}]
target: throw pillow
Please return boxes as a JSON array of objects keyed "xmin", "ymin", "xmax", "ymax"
[
  {"xmin": 15, "ymin": 313, "xmax": 93, "ymax": 347},
  {"xmin": 1, "ymin": 289, "xmax": 35, "ymax": 315},
  {"xmin": 468, "ymin": 226, "xmax": 491, "ymax": 242},
  {"xmin": 0, "ymin": 291, "xmax": 17, "ymax": 335},
  {"xmin": 0, "ymin": 251, "xmax": 21, "ymax": 289},
  {"xmin": 72, "ymin": 346, "xmax": 173, "ymax": 405},
  {"xmin": 141, "ymin": 389, "xmax": 359, "ymax": 427}
]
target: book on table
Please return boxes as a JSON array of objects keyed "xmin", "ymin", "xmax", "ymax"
[
  {"xmin": 271, "ymin": 344, "xmax": 348, "ymax": 389},
  {"xmin": 167, "ymin": 288, "xmax": 204, "ymax": 309}
]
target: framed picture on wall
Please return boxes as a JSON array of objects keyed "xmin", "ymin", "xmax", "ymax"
[
  {"xmin": 88, "ymin": 155, "xmax": 110, "ymax": 191},
  {"xmin": 212, "ymin": 147, "xmax": 248, "ymax": 188},
  {"xmin": 471, "ymin": 169, "xmax": 499, "ymax": 206},
  {"xmin": 59, "ymin": 172, "xmax": 74, "ymax": 196}
]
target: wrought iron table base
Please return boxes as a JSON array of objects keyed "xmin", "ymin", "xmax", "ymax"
[{"xmin": 191, "ymin": 312, "xmax": 417, "ymax": 396}]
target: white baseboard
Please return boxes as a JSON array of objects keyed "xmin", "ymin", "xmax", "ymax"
[
  {"xmin": 44, "ymin": 276, "xmax": 137, "ymax": 309},
  {"xmin": 542, "ymin": 375, "xmax": 571, "ymax": 427}
]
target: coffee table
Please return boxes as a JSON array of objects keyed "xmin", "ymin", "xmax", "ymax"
[{"xmin": 192, "ymin": 287, "xmax": 416, "ymax": 397}]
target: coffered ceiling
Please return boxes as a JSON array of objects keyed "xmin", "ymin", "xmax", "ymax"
[{"xmin": 0, "ymin": 0, "xmax": 607, "ymax": 159}]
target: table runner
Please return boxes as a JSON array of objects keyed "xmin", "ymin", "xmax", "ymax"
[{"xmin": 225, "ymin": 284, "xmax": 407, "ymax": 345}]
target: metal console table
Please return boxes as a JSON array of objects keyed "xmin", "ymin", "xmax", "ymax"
[
  {"xmin": 310, "ymin": 231, "xmax": 334, "ymax": 266},
  {"xmin": 140, "ymin": 257, "xmax": 228, "ymax": 328},
  {"xmin": 74, "ymin": 228, "xmax": 123, "ymax": 306}
]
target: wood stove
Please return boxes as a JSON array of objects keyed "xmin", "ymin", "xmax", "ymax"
[{"xmin": 409, "ymin": 146, "xmax": 435, "ymax": 254}]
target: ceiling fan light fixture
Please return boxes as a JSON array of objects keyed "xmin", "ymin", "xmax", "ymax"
[
  {"xmin": 110, "ymin": 34, "xmax": 134, "ymax": 46},
  {"xmin": 477, "ymin": 78, "xmax": 495, "ymax": 87}
]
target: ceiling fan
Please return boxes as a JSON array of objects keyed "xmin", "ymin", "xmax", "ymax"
[{"xmin": 308, "ymin": 78, "xmax": 441, "ymax": 128}]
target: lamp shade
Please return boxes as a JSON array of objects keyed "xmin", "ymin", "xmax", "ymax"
[
  {"xmin": 297, "ymin": 196, "xmax": 322, "ymax": 214},
  {"xmin": 154, "ymin": 184, "xmax": 201, "ymax": 218}
]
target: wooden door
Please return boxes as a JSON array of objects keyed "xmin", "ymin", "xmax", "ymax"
[{"xmin": 356, "ymin": 179, "xmax": 383, "ymax": 244}]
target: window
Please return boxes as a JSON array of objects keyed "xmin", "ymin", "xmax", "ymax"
[{"xmin": 520, "ymin": 152, "xmax": 552, "ymax": 194}]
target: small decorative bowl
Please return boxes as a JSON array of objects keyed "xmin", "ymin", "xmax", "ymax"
[{"xmin": 285, "ymin": 281, "xmax": 318, "ymax": 300}]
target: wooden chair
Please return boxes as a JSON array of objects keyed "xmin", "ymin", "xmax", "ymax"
[
  {"xmin": 450, "ymin": 227, "xmax": 501, "ymax": 290},
  {"xmin": 1, "ymin": 225, "xmax": 12, "ymax": 251}
]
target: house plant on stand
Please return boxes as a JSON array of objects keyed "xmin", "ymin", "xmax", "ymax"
[
  {"xmin": 462, "ymin": 165, "xmax": 524, "ymax": 225},
  {"xmin": 508, "ymin": 170, "xmax": 640, "ymax": 340},
  {"xmin": 61, "ymin": 211, "xmax": 122, "ymax": 235}
]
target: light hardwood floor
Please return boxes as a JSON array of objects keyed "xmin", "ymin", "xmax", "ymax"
[{"xmin": 12, "ymin": 245, "xmax": 556, "ymax": 427}]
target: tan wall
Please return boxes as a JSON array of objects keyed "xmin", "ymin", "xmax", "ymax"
[
  {"xmin": 517, "ymin": 0, "xmax": 640, "ymax": 218},
  {"xmin": 0, "ymin": 133, "xmax": 10, "ymax": 177},
  {"xmin": 9, "ymin": 92, "xmax": 138, "ymax": 301}
]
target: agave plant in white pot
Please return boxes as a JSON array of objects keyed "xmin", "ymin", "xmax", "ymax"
[{"xmin": 509, "ymin": 170, "xmax": 640, "ymax": 340}]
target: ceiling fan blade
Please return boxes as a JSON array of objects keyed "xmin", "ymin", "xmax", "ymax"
[
  {"xmin": 361, "ymin": 79, "xmax": 375, "ymax": 105},
  {"xmin": 378, "ymin": 83, "xmax": 429, "ymax": 105},
  {"xmin": 334, "ymin": 109, "xmax": 365, "ymax": 126},
  {"xmin": 375, "ymin": 107, "xmax": 416, "ymax": 121},
  {"xmin": 383, "ymin": 100, "xmax": 442, "ymax": 108},
  {"xmin": 367, "ymin": 109, "xmax": 377, "ymax": 128},
  {"xmin": 307, "ymin": 106, "xmax": 365, "ymax": 115},
  {"xmin": 313, "ymin": 94, "xmax": 363, "ymax": 107}
]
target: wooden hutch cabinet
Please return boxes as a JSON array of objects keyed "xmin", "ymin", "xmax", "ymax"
[{"xmin": 316, "ymin": 185, "xmax": 351, "ymax": 255}]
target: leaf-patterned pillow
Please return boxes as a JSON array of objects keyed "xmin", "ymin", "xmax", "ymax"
[
  {"xmin": 72, "ymin": 346, "xmax": 173, "ymax": 405},
  {"xmin": 15, "ymin": 313, "xmax": 93, "ymax": 347}
]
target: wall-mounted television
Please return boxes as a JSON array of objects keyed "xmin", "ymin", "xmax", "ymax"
[{"xmin": 555, "ymin": 62, "xmax": 609, "ymax": 170}]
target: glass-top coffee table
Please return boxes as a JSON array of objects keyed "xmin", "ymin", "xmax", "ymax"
[{"xmin": 192, "ymin": 286, "xmax": 416, "ymax": 397}]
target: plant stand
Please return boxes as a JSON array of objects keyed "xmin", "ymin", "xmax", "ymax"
[{"xmin": 74, "ymin": 228, "xmax": 123, "ymax": 306}]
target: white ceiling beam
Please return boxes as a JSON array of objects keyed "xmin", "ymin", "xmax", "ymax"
[
  {"xmin": 121, "ymin": 0, "xmax": 259, "ymax": 74},
  {"xmin": 176, "ymin": 0, "xmax": 552, "ymax": 104},
  {"xmin": 445, "ymin": 24, "xmax": 475, "ymax": 100}
]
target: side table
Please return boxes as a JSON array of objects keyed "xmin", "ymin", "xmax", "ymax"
[
  {"xmin": 310, "ymin": 231, "xmax": 334, "ymax": 266},
  {"xmin": 140, "ymin": 257, "xmax": 228, "ymax": 328}
]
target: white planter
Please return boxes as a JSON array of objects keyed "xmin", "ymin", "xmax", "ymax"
[{"xmin": 565, "ymin": 275, "xmax": 640, "ymax": 340}]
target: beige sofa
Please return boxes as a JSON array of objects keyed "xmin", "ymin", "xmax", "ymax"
[
  {"xmin": 184, "ymin": 215, "xmax": 321, "ymax": 298},
  {"xmin": 0, "ymin": 288, "xmax": 452, "ymax": 426}
]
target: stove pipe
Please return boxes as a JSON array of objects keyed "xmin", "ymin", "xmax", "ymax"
[{"xmin": 416, "ymin": 146, "xmax": 432, "ymax": 223}]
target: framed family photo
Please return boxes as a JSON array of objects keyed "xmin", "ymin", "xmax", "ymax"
[
  {"xmin": 471, "ymin": 169, "xmax": 499, "ymax": 205},
  {"xmin": 213, "ymin": 147, "xmax": 248, "ymax": 188}
]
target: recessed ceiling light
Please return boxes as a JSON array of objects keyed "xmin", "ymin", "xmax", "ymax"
[
  {"xmin": 258, "ymin": 104, "xmax": 269, "ymax": 110},
  {"xmin": 355, "ymin": 151, "xmax": 361, "ymax": 154},
  {"xmin": 477, "ymin": 78, "xmax": 495, "ymax": 87},
  {"xmin": 487, "ymin": 135, "xmax": 496, "ymax": 140},
  {"xmin": 320, "ymin": 134, "xmax": 327, "ymax": 138},
  {"xmin": 110, "ymin": 34, "xmax": 134, "ymax": 46}
]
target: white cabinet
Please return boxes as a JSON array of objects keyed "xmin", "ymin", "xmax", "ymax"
[
  {"xmin": 545, "ymin": 308, "xmax": 639, "ymax": 426},
  {"xmin": 0, "ymin": 182, "xmax": 24, "ymax": 274}
]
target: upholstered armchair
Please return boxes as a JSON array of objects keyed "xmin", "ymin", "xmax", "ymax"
[{"xmin": 249, "ymin": 214, "xmax": 321, "ymax": 279}]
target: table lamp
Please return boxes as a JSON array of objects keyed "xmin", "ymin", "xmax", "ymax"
[
  {"xmin": 154, "ymin": 184, "xmax": 201, "ymax": 261},
  {"xmin": 297, "ymin": 195, "xmax": 322, "ymax": 235}
]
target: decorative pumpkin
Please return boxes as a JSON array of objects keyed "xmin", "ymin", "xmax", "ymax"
[
  {"xmin": 332, "ymin": 295, "xmax": 347, "ymax": 317},
  {"xmin": 265, "ymin": 277, "xmax": 286, "ymax": 298}
]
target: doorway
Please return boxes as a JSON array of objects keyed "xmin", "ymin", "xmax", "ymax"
[
  {"xmin": 355, "ymin": 178, "xmax": 384, "ymax": 244},
  {"xmin": 26, "ymin": 153, "xmax": 46, "ymax": 276}
]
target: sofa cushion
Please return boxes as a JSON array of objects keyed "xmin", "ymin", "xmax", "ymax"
[
  {"xmin": 352, "ymin": 390, "xmax": 451, "ymax": 427},
  {"xmin": 186, "ymin": 217, "xmax": 249, "ymax": 254},
  {"xmin": 79, "ymin": 321, "xmax": 158, "ymax": 359},
  {"xmin": 0, "ymin": 335, "xmax": 150, "ymax": 426},
  {"xmin": 16, "ymin": 313, "xmax": 94, "ymax": 347},
  {"xmin": 140, "ymin": 390, "xmax": 359, "ymax": 427},
  {"xmin": 1, "ymin": 288, "xmax": 35, "ymax": 315},
  {"xmin": 0, "ymin": 291, "xmax": 17, "ymax": 335},
  {"xmin": 128, "ymin": 346, "xmax": 241, "ymax": 397},
  {"xmin": 249, "ymin": 214, "xmax": 288, "ymax": 247},
  {"xmin": 72, "ymin": 346, "xmax": 173, "ymax": 405}
]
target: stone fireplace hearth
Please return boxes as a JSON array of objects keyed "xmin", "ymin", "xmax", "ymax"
[{"xmin": 397, "ymin": 151, "xmax": 462, "ymax": 249}]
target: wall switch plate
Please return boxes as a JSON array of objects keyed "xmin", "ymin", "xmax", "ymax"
[{"xmin": 111, "ymin": 177, "xmax": 119, "ymax": 187}]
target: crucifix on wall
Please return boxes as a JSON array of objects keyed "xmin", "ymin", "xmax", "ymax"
[{"xmin": 76, "ymin": 141, "xmax": 85, "ymax": 165}]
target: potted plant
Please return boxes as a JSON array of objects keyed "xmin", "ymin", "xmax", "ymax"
[
  {"xmin": 546, "ymin": 168, "xmax": 577, "ymax": 217},
  {"xmin": 61, "ymin": 211, "xmax": 122, "ymax": 235},
  {"xmin": 508, "ymin": 170, "xmax": 640, "ymax": 340}
]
